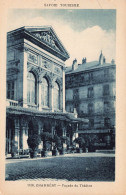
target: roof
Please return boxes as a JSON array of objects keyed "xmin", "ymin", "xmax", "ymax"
[
  {"xmin": 7, "ymin": 26, "xmax": 70, "ymax": 61},
  {"xmin": 6, "ymin": 106, "xmax": 88, "ymax": 123},
  {"xmin": 66, "ymin": 61, "xmax": 115, "ymax": 75}
]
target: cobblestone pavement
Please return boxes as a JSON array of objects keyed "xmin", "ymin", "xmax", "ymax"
[{"xmin": 6, "ymin": 153, "xmax": 115, "ymax": 181}]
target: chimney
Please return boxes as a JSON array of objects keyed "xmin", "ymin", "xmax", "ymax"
[
  {"xmin": 111, "ymin": 59, "xmax": 115, "ymax": 65},
  {"xmin": 82, "ymin": 57, "xmax": 87, "ymax": 64},
  {"xmin": 72, "ymin": 58, "xmax": 78, "ymax": 70}
]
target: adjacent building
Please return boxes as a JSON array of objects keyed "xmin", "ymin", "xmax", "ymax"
[
  {"xmin": 6, "ymin": 26, "xmax": 86, "ymax": 155},
  {"xmin": 65, "ymin": 52, "xmax": 116, "ymax": 149}
]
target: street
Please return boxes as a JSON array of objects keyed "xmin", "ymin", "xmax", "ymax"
[{"xmin": 6, "ymin": 153, "xmax": 115, "ymax": 181}]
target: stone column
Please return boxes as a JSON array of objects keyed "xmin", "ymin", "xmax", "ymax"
[
  {"xmin": 63, "ymin": 127, "xmax": 66, "ymax": 136},
  {"xmin": 22, "ymin": 126, "xmax": 28, "ymax": 150},
  {"xmin": 62, "ymin": 125, "xmax": 66, "ymax": 136},
  {"xmin": 23, "ymin": 49, "xmax": 28, "ymax": 108},
  {"xmin": 49, "ymin": 85, "xmax": 54, "ymax": 112},
  {"xmin": 74, "ymin": 123, "xmax": 79, "ymax": 140},
  {"xmin": 14, "ymin": 119, "xmax": 20, "ymax": 151},
  {"xmin": 9, "ymin": 129, "xmax": 11, "ymax": 153},
  {"xmin": 51, "ymin": 125, "xmax": 55, "ymax": 135},
  {"xmin": 62, "ymin": 66, "xmax": 66, "ymax": 112},
  {"xmin": 62, "ymin": 127, "xmax": 67, "ymax": 149},
  {"xmin": 38, "ymin": 124, "xmax": 42, "ymax": 149},
  {"xmin": 38, "ymin": 81, "xmax": 42, "ymax": 111},
  {"xmin": 51, "ymin": 124, "xmax": 55, "ymax": 150}
]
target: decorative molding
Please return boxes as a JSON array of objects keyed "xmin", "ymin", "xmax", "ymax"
[
  {"xmin": 27, "ymin": 52, "xmax": 38, "ymax": 64},
  {"xmin": 41, "ymin": 57, "xmax": 53, "ymax": 71},
  {"xmin": 52, "ymin": 76, "xmax": 63, "ymax": 91},
  {"xmin": 36, "ymin": 67, "xmax": 43, "ymax": 76},
  {"xmin": 23, "ymin": 42, "xmax": 65, "ymax": 67},
  {"xmin": 56, "ymin": 77, "xmax": 63, "ymax": 86},
  {"xmin": 32, "ymin": 31, "xmax": 61, "ymax": 52},
  {"xmin": 54, "ymin": 65, "xmax": 62, "ymax": 75}
]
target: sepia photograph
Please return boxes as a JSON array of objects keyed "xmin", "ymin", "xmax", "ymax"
[{"xmin": 5, "ymin": 9, "xmax": 116, "ymax": 182}]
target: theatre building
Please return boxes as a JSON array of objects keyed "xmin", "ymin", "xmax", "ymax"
[
  {"xmin": 65, "ymin": 53, "xmax": 116, "ymax": 149},
  {"xmin": 6, "ymin": 26, "xmax": 86, "ymax": 155}
]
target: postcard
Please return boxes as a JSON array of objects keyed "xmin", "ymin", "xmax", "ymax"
[{"xmin": 0, "ymin": 0, "xmax": 126, "ymax": 195}]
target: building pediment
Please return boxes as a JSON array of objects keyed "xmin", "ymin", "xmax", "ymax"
[
  {"xmin": 31, "ymin": 30, "xmax": 61, "ymax": 52},
  {"xmin": 24, "ymin": 26, "xmax": 70, "ymax": 61}
]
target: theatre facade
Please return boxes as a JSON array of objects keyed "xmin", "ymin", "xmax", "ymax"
[{"xmin": 6, "ymin": 26, "xmax": 87, "ymax": 155}]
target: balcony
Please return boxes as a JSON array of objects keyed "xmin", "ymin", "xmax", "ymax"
[
  {"xmin": 6, "ymin": 99, "xmax": 18, "ymax": 107},
  {"xmin": 27, "ymin": 104, "xmax": 38, "ymax": 110}
]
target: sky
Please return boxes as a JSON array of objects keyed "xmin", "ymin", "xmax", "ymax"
[{"xmin": 7, "ymin": 9, "xmax": 116, "ymax": 67}]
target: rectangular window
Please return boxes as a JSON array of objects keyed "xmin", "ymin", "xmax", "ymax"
[
  {"xmin": 7, "ymin": 81, "xmax": 15, "ymax": 100},
  {"xmin": 89, "ymin": 72, "xmax": 93, "ymax": 80},
  {"xmin": 104, "ymin": 101, "xmax": 109, "ymax": 112},
  {"xmin": 69, "ymin": 76, "xmax": 74, "ymax": 84},
  {"xmin": 104, "ymin": 69, "xmax": 109, "ymax": 78},
  {"xmin": 89, "ymin": 119, "xmax": 94, "ymax": 128},
  {"xmin": 73, "ymin": 89, "xmax": 79, "ymax": 100},
  {"xmin": 88, "ymin": 103, "xmax": 94, "ymax": 114},
  {"xmin": 88, "ymin": 87, "xmax": 94, "ymax": 98},
  {"xmin": 103, "ymin": 84, "xmax": 109, "ymax": 96},
  {"xmin": 104, "ymin": 118, "xmax": 110, "ymax": 128}
]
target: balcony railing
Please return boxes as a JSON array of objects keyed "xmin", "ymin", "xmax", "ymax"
[
  {"xmin": 6, "ymin": 99, "xmax": 18, "ymax": 107},
  {"xmin": 27, "ymin": 104, "xmax": 38, "ymax": 109}
]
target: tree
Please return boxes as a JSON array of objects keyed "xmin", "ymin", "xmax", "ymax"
[
  {"xmin": 74, "ymin": 137, "xmax": 85, "ymax": 148},
  {"xmin": 60, "ymin": 136, "xmax": 70, "ymax": 149},
  {"xmin": 27, "ymin": 134, "xmax": 41, "ymax": 158},
  {"xmin": 74, "ymin": 137, "xmax": 86, "ymax": 152},
  {"xmin": 82, "ymin": 134, "xmax": 99, "ymax": 152},
  {"xmin": 40, "ymin": 132, "xmax": 53, "ymax": 151},
  {"xmin": 52, "ymin": 135, "xmax": 61, "ymax": 150}
]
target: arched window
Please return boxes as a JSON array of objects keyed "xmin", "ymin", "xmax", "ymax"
[
  {"xmin": 27, "ymin": 72, "xmax": 36, "ymax": 104},
  {"xmin": 41, "ymin": 78, "xmax": 49, "ymax": 107},
  {"xmin": 53, "ymin": 81, "xmax": 60, "ymax": 109}
]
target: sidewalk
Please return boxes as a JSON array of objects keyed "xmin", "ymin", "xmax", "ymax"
[{"xmin": 6, "ymin": 152, "xmax": 115, "ymax": 164}]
